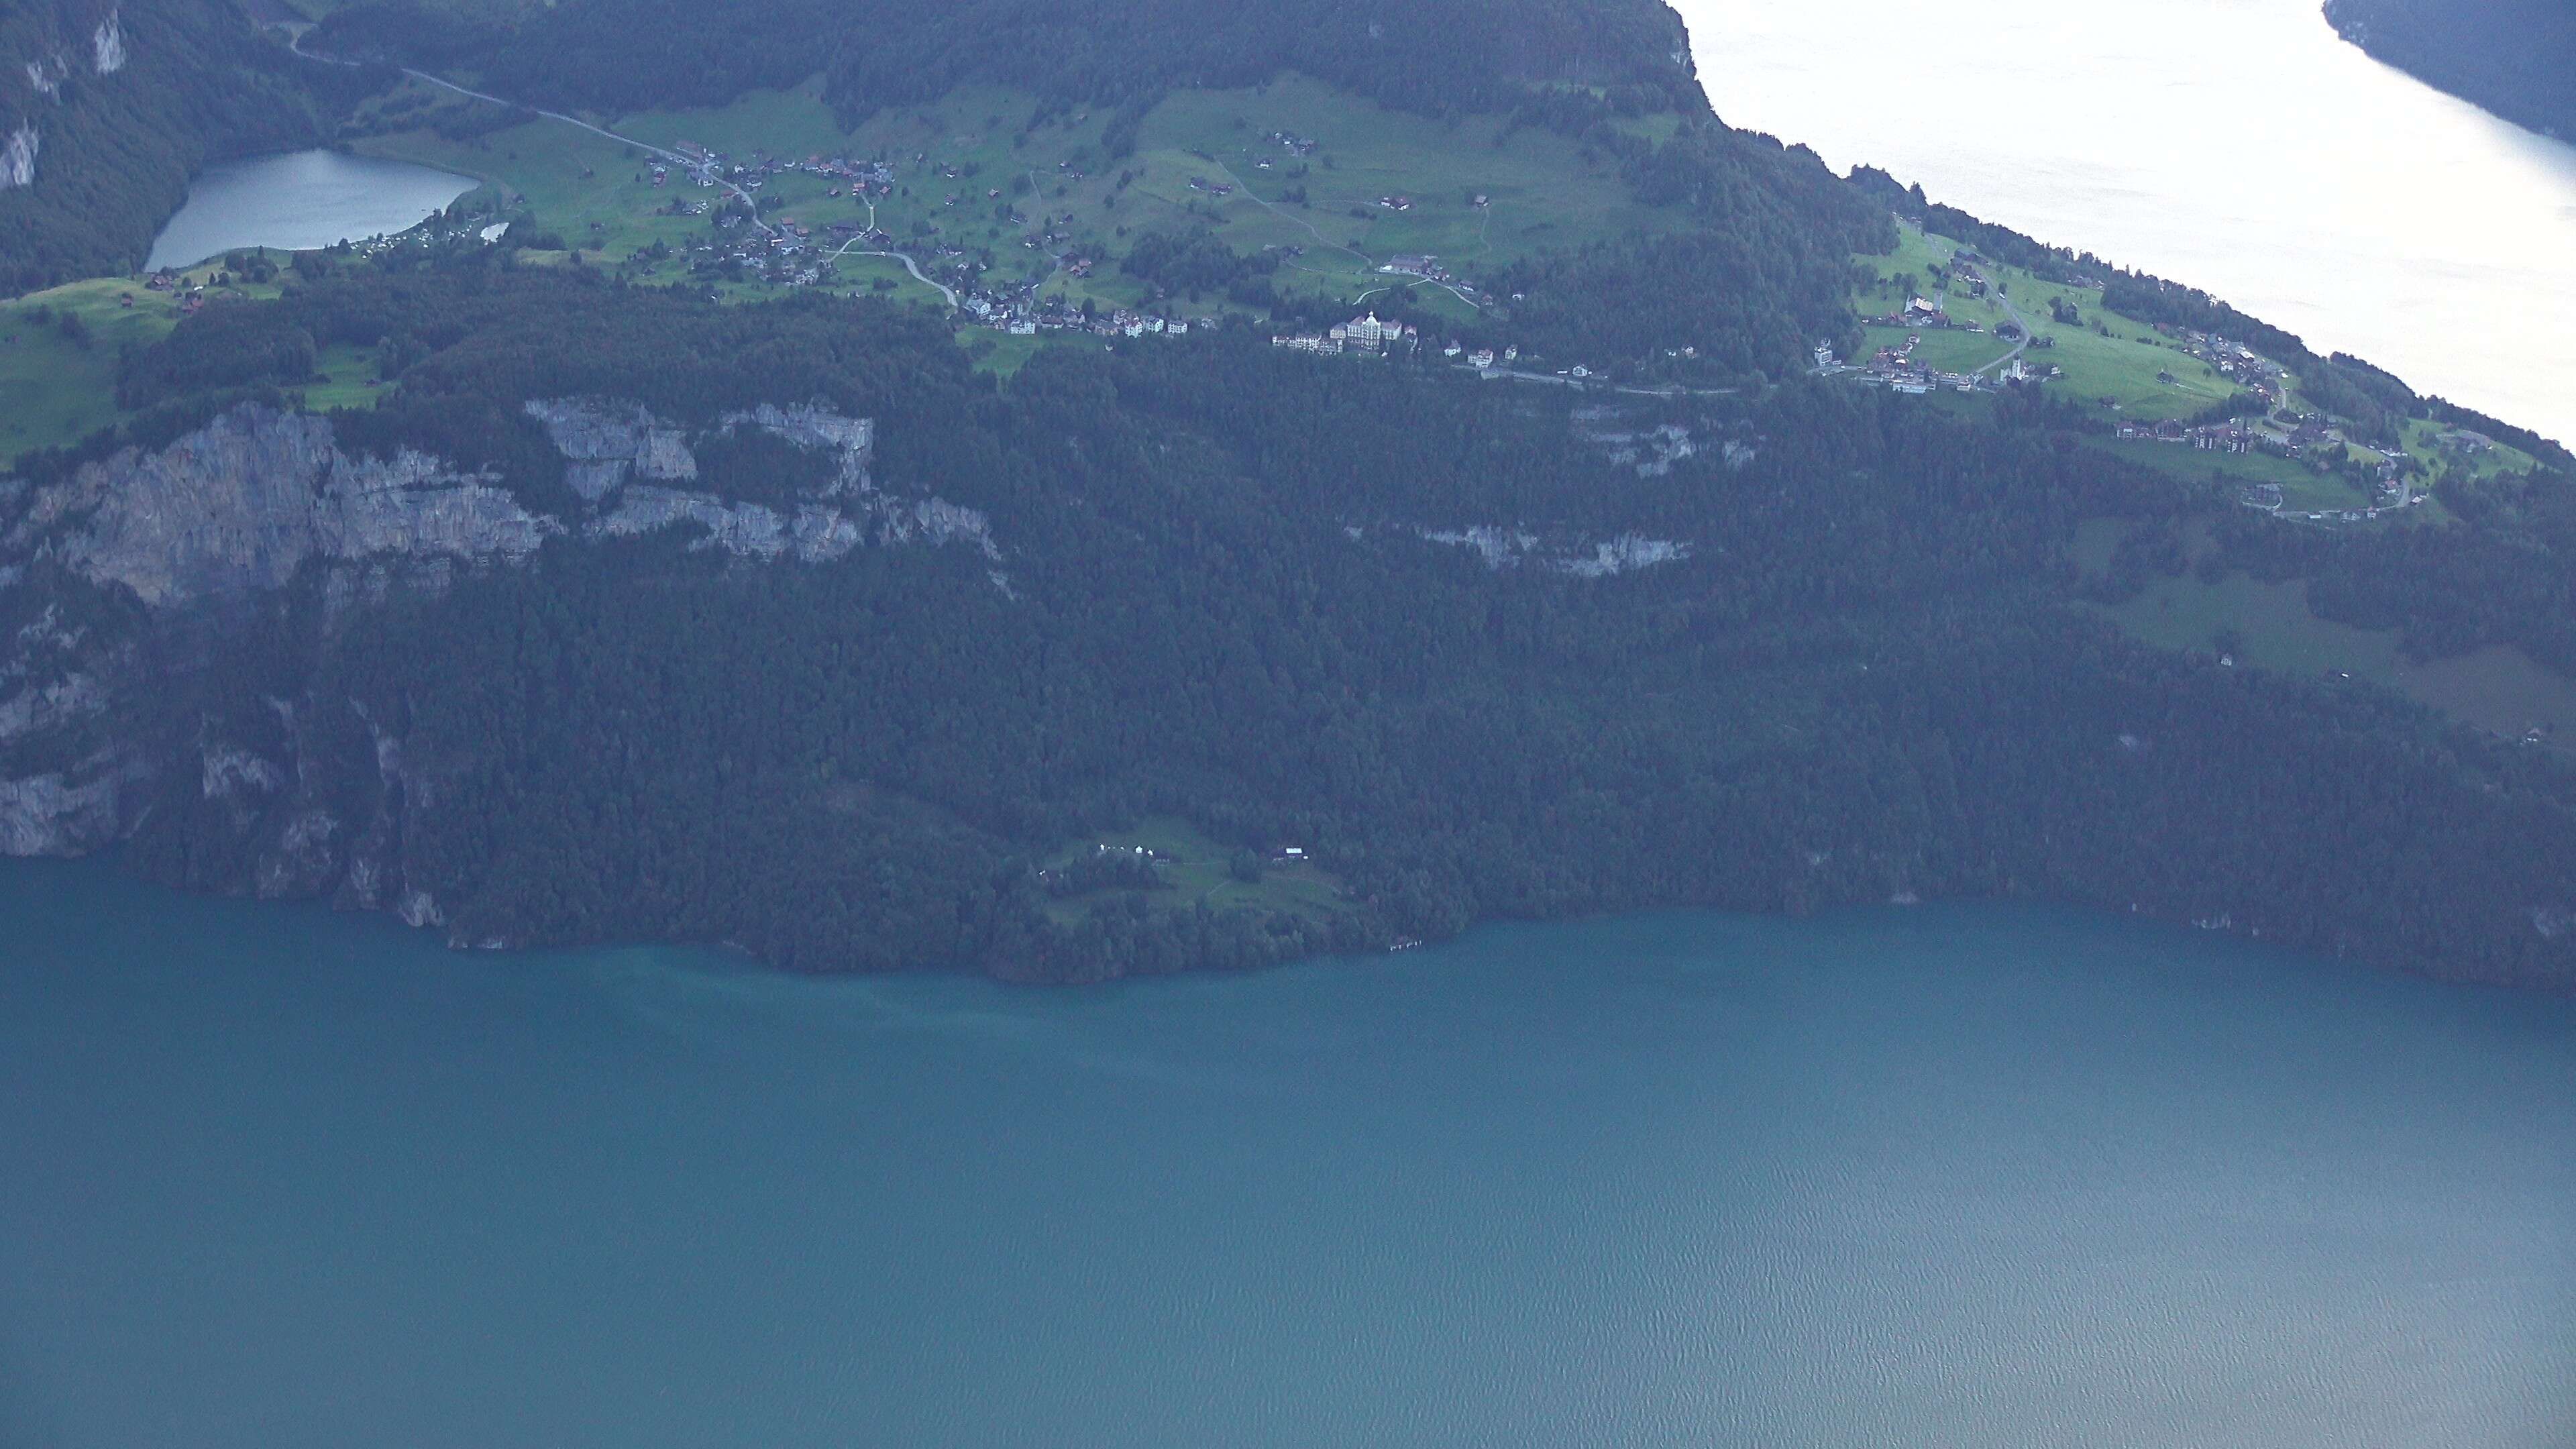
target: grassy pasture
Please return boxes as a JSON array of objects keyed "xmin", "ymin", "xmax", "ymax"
[
  {"xmin": 2084, "ymin": 548, "xmax": 2576, "ymax": 746},
  {"xmin": 1, "ymin": 280, "xmax": 166, "ymax": 462},
  {"xmin": 1854, "ymin": 223, "xmax": 2238, "ymax": 419},
  {"xmin": 2097, "ymin": 437, "xmax": 2375, "ymax": 514},
  {"xmin": 1, "ymin": 254, "xmax": 322, "ymax": 466},
  {"xmin": 354, "ymin": 71, "xmax": 1693, "ymax": 318},
  {"xmin": 1041, "ymin": 815, "xmax": 1354, "ymax": 928}
]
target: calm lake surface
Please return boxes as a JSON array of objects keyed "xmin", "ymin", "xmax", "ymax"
[
  {"xmin": 145, "ymin": 150, "xmax": 474, "ymax": 272},
  {"xmin": 1675, "ymin": 0, "xmax": 2576, "ymax": 445},
  {"xmin": 3, "ymin": 861, "xmax": 2570, "ymax": 1448}
]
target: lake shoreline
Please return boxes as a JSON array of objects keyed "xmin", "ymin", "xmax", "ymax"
[{"xmin": 145, "ymin": 148, "xmax": 478, "ymax": 272}]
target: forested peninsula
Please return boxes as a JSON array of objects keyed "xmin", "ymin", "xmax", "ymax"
[
  {"xmin": 2324, "ymin": 0, "xmax": 2576, "ymax": 140},
  {"xmin": 5, "ymin": 0, "xmax": 2576, "ymax": 991}
]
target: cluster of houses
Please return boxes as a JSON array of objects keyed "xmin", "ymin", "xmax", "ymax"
[
  {"xmin": 2115, "ymin": 419, "xmax": 2259, "ymax": 453},
  {"xmin": 1263, "ymin": 130, "xmax": 1320, "ymax": 156},
  {"xmin": 2151, "ymin": 324, "xmax": 2287, "ymax": 406},
  {"xmin": 2120, "ymin": 411, "xmax": 2402, "ymax": 478},
  {"xmin": 690, "ymin": 215, "xmax": 841, "ymax": 284},
  {"xmin": 953, "ymin": 277, "xmax": 1208, "ymax": 340},
  {"xmin": 1821, "ymin": 335, "xmax": 2053, "ymax": 396},
  {"xmin": 2139, "ymin": 413, "xmax": 2432, "ymax": 525},
  {"xmin": 668, "ymin": 143, "xmax": 896, "ymax": 200},
  {"xmin": 1866, "ymin": 294, "xmax": 1984, "ymax": 333},
  {"xmin": 1268, "ymin": 321, "xmax": 1552, "ymax": 376},
  {"xmin": 137, "ymin": 269, "xmax": 219, "ymax": 316},
  {"xmin": 1272, "ymin": 311, "xmax": 1421, "ymax": 356}
]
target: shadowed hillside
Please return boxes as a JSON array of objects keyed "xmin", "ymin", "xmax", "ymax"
[{"xmin": 2325, "ymin": 0, "xmax": 2576, "ymax": 139}]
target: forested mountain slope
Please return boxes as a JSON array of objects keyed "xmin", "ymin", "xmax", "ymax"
[
  {"xmin": 2325, "ymin": 0, "xmax": 2576, "ymax": 139},
  {"xmin": 0, "ymin": 0, "xmax": 363, "ymax": 292},
  {"xmin": 5, "ymin": 264, "xmax": 2576, "ymax": 989},
  {"xmin": 4, "ymin": 0, "xmax": 2575, "ymax": 991}
]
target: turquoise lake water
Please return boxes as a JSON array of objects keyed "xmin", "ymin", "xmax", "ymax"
[
  {"xmin": 146, "ymin": 150, "xmax": 475, "ymax": 272},
  {"xmin": 2, "ymin": 861, "xmax": 2571, "ymax": 1447}
]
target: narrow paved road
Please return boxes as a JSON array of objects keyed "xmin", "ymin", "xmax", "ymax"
[
  {"xmin": 1972, "ymin": 284, "xmax": 2036, "ymax": 378},
  {"xmin": 1211, "ymin": 160, "xmax": 1368, "ymax": 263},
  {"xmin": 822, "ymin": 236, "xmax": 959, "ymax": 307}
]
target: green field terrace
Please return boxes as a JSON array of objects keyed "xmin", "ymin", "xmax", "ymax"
[
  {"xmin": 343, "ymin": 72, "xmax": 1696, "ymax": 331},
  {"xmin": 1841, "ymin": 221, "xmax": 2547, "ymax": 529},
  {"xmin": 0, "ymin": 254, "xmax": 350, "ymax": 464}
]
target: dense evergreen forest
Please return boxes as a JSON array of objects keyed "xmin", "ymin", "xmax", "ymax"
[
  {"xmin": 2324, "ymin": 0, "xmax": 2576, "ymax": 139},
  {"xmin": 7, "ymin": 257, "xmax": 2571, "ymax": 990},
  {"xmin": 0, "ymin": 0, "xmax": 370, "ymax": 292}
]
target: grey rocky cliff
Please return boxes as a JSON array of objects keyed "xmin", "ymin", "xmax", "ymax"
[
  {"xmin": 0, "ymin": 397, "xmax": 996, "ymax": 921},
  {"xmin": 525, "ymin": 397, "xmax": 701, "ymax": 501},
  {"xmin": 7, "ymin": 407, "xmax": 554, "ymax": 606},
  {"xmin": 527, "ymin": 396, "xmax": 994, "ymax": 564},
  {"xmin": 1416, "ymin": 525, "xmax": 1688, "ymax": 576}
]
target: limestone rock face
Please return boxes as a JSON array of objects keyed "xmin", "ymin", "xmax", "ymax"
[
  {"xmin": 11, "ymin": 407, "xmax": 553, "ymax": 606},
  {"xmin": 523, "ymin": 397, "xmax": 700, "ymax": 500},
  {"xmin": 0, "ymin": 123, "xmax": 36, "ymax": 189},
  {"xmin": 89, "ymin": 9, "xmax": 123, "ymax": 74},
  {"xmin": 594, "ymin": 486, "xmax": 810, "ymax": 559},
  {"xmin": 716, "ymin": 402, "xmax": 874, "ymax": 495},
  {"xmin": 0, "ymin": 396, "xmax": 998, "ymax": 916},
  {"xmin": 0, "ymin": 762, "xmax": 127, "ymax": 855},
  {"xmin": 1415, "ymin": 525, "xmax": 1686, "ymax": 576},
  {"xmin": 528, "ymin": 396, "xmax": 879, "ymax": 502},
  {"xmin": 528, "ymin": 396, "xmax": 985, "ymax": 563}
]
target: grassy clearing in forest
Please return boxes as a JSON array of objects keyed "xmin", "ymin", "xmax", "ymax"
[
  {"xmin": 0, "ymin": 256, "xmax": 319, "ymax": 466},
  {"xmin": 2082, "ymin": 545, "xmax": 2576, "ymax": 745},
  {"xmin": 1040, "ymin": 815, "xmax": 1354, "ymax": 927}
]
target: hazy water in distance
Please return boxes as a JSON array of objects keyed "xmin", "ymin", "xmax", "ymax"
[
  {"xmin": 1674, "ymin": 0, "xmax": 2576, "ymax": 445},
  {"xmin": 146, "ymin": 150, "xmax": 474, "ymax": 270},
  {"xmin": 3, "ymin": 861, "xmax": 2572, "ymax": 1448}
]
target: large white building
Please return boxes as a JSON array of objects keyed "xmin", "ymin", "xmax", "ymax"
[{"xmin": 1327, "ymin": 312, "xmax": 1413, "ymax": 352}]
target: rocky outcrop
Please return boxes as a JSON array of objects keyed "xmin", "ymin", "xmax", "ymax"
[
  {"xmin": 1417, "ymin": 525, "xmax": 1688, "ymax": 576},
  {"xmin": 0, "ymin": 669, "xmax": 102, "ymax": 739},
  {"xmin": 11, "ymin": 408, "xmax": 555, "ymax": 606},
  {"xmin": 3, "ymin": 400, "xmax": 971, "ymax": 610},
  {"xmin": 1558, "ymin": 535, "xmax": 1690, "ymax": 578},
  {"xmin": 523, "ymin": 398, "xmax": 700, "ymax": 501},
  {"xmin": 89, "ymin": 9, "xmax": 121, "ymax": 74},
  {"xmin": 0, "ymin": 123, "xmax": 35, "ymax": 189},
  {"xmin": 594, "ymin": 486, "xmax": 845, "ymax": 561},
  {"xmin": 527, "ymin": 396, "xmax": 879, "ymax": 501},
  {"xmin": 530, "ymin": 396, "xmax": 987, "ymax": 564},
  {"xmin": 0, "ymin": 397, "xmax": 996, "ymax": 899},
  {"xmin": 716, "ymin": 402, "xmax": 873, "ymax": 494}
]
